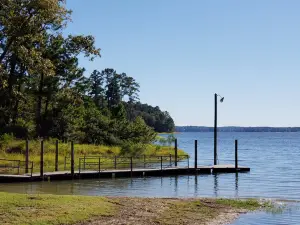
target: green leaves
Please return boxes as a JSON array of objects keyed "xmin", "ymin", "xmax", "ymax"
[{"xmin": 0, "ymin": 1, "xmax": 174, "ymax": 147}]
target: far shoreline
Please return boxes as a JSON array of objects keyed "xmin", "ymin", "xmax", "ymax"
[{"xmin": 158, "ymin": 132, "xmax": 180, "ymax": 134}]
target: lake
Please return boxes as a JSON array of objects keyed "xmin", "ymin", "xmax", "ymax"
[{"xmin": 1, "ymin": 132, "xmax": 300, "ymax": 224}]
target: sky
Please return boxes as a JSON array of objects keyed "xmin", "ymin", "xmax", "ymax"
[{"xmin": 65, "ymin": 0, "xmax": 300, "ymax": 127}]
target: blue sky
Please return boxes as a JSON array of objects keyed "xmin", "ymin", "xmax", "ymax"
[{"xmin": 65, "ymin": 0, "xmax": 300, "ymax": 127}]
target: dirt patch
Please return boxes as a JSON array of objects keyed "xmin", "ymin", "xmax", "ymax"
[{"xmin": 78, "ymin": 198, "xmax": 248, "ymax": 225}]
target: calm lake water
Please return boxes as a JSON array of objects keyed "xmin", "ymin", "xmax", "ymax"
[{"xmin": 1, "ymin": 132, "xmax": 300, "ymax": 224}]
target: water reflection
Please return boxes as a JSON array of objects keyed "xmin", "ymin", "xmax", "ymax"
[
  {"xmin": 235, "ymin": 172, "xmax": 239, "ymax": 197},
  {"xmin": 214, "ymin": 174, "xmax": 218, "ymax": 197},
  {"xmin": 0, "ymin": 174, "xmax": 243, "ymax": 198},
  {"xmin": 194, "ymin": 175, "xmax": 198, "ymax": 197},
  {"xmin": 174, "ymin": 175, "xmax": 178, "ymax": 195}
]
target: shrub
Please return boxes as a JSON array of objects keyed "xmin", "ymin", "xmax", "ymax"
[{"xmin": 120, "ymin": 142, "xmax": 145, "ymax": 157}]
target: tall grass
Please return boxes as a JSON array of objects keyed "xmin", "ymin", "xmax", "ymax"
[{"xmin": 0, "ymin": 135, "xmax": 187, "ymax": 173}]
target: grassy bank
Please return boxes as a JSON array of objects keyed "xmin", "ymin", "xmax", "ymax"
[
  {"xmin": 0, "ymin": 192, "xmax": 114, "ymax": 225},
  {"xmin": 0, "ymin": 192, "xmax": 272, "ymax": 225},
  {"xmin": 0, "ymin": 138, "xmax": 187, "ymax": 173}
]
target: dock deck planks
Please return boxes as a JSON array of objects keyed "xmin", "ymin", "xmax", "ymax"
[{"xmin": 0, "ymin": 164, "xmax": 250, "ymax": 183}]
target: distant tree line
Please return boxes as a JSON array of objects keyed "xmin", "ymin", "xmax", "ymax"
[
  {"xmin": 0, "ymin": 0, "xmax": 175, "ymax": 145},
  {"xmin": 176, "ymin": 126, "xmax": 300, "ymax": 132},
  {"xmin": 124, "ymin": 102, "xmax": 175, "ymax": 133}
]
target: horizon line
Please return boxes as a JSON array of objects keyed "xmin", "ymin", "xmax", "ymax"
[{"xmin": 175, "ymin": 125, "xmax": 300, "ymax": 128}]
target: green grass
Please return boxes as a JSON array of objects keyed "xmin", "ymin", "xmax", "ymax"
[
  {"xmin": 0, "ymin": 139, "xmax": 187, "ymax": 174},
  {"xmin": 0, "ymin": 193, "xmax": 276, "ymax": 225},
  {"xmin": 0, "ymin": 192, "xmax": 114, "ymax": 225},
  {"xmin": 215, "ymin": 198, "xmax": 262, "ymax": 210},
  {"xmin": 159, "ymin": 201, "xmax": 217, "ymax": 224},
  {"xmin": 158, "ymin": 198, "xmax": 270, "ymax": 225},
  {"xmin": 215, "ymin": 198, "xmax": 280, "ymax": 212}
]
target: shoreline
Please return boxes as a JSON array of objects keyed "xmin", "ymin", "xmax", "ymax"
[
  {"xmin": 0, "ymin": 192, "xmax": 270, "ymax": 225},
  {"xmin": 82, "ymin": 197, "xmax": 249, "ymax": 225}
]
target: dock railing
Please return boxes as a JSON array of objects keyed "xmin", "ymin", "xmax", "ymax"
[
  {"xmin": 0, "ymin": 159, "xmax": 33, "ymax": 177},
  {"xmin": 77, "ymin": 155, "xmax": 189, "ymax": 173}
]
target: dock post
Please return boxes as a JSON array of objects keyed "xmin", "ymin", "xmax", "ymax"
[
  {"xmin": 169, "ymin": 154, "xmax": 172, "ymax": 166},
  {"xmin": 98, "ymin": 157, "xmax": 101, "ymax": 173},
  {"xmin": 71, "ymin": 141, "xmax": 74, "ymax": 177},
  {"xmin": 31, "ymin": 162, "xmax": 33, "ymax": 177},
  {"xmin": 235, "ymin": 140, "xmax": 238, "ymax": 170},
  {"xmin": 79, "ymin": 158, "xmax": 81, "ymax": 174},
  {"xmin": 143, "ymin": 155, "xmax": 146, "ymax": 168},
  {"xmin": 130, "ymin": 157, "xmax": 133, "ymax": 177},
  {"xmin": 40, "ymin": 140, "xmax": 44, "ymax": 177},
  {"xmin": 55, "ymin": 140, "xmax": 58, "ymax": 171},
  {"xmin": 194, "ymin": 140, "xmax": 198, "ymax": 169},
  {"xmin": 17, "ymin": 160, "xmax": 20, "ymax": 175},
  {"xmin": 175, "ymin": 139, "xmax": 178, "ymax": 167},
  {"xmin": 114, "ymin": 155, "xmax": 117, "ymax": 169},
  {"xmin": 161, "ymin": 156, "xmax": 163, "ymax": 171},
  {"xmin": 25, "ymin": 139, "xmax": 29, "ymax": 174},
  {"xmin": 214, "ymin": 93, "xmax": 218, "ymax": 165},
  {"xmin": 64, "ymin": 156, "xmax": 67, "ymax": 170},
  {"xmin": 83, "ymin": 155, "xmax": 86, "ymax": 171}
]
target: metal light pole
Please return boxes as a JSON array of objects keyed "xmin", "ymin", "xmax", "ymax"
[{"xmin": 214, "ymin": 93, "xmax": 224, "ymax": 165}]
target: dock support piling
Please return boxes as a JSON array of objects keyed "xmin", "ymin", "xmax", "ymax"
[
  {"xmin": 114, "ymin": 155, "xmax": 117, "ymax": 169},
  {"xmin": 40, "ymin": 140, "xmax": 44, "ymax": 177},
  {"xmin": 83, "ymin": 155, "xmax": 86, "ymax": 171},
  {"xmin": 64, "ymin": 156, "xmax": 67, "ymax": 170},
  {"xmin": 161, "ymin": 156, "xmax": 163, "ymax": 171},
  {"xmin": 175, "ymin": 139, "xmax": 178, "ymax": 167},
  {"xmin": 17, "ymin": 160, "xmax": 20, "ymax": 175},
  {"xmin": 71, "ymin": 141, "xmax": 74, "ymax": 177},
  {"xmin": 31, "ymin": 162, "xmax": 33, "ymax": 177},
  {"xmin": 25, "ymin": 139, "xmax": 29, "ymax": 174},
  {"xmin": 214, "ymin": 93, "xmax": 218, "ymax": 165},
  {"xmin": 194, "ymin": 140, "xmax": 198, "ymax": 169},
  {"xmin": 235, "ymin": 140, "xmax": 238, "ymax": 170},
  {"xmin": 98, "ymin": 157, "xmax": 101, "ymax": 173},
  {"xmin": 169, "ymin": 154, "xmax": 172, "ymax": 167},
  {"xmin": 79, "ymin": 158, "xmax": 81, "ymax": 174},
  {"xmin": 55, "ymin": 140, "xmax": 58, "ymax": 171}
]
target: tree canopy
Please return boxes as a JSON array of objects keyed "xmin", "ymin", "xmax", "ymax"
[{"xmin": 0, "ymin": 0, "xmax": 175, "ymax": 145}]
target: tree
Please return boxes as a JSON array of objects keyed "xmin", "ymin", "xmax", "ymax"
[
  {"xmin": 105, "ymin": 69, "xmax": 121, "ymax": 109},
  {"xmin": 0, "ymin": 1, "xmax": 175, "ymax": 146},
  {"xmin": 89, "ymin": 70, "xmax": 106, "ymax": 108},
  {"xmin": 124, "ymin": 102, "xmax": 175, "ymax": 132},
  {"xmin": 0, "ymin": 0, "xmax": 70, "ymax": 64},
  {"xmin": 0, "ymin": 0, "xmax": 69, "ymax": 133},
  {"xmin": 31, "ymin": 32, "xmax": 100, "ymax": 137}
]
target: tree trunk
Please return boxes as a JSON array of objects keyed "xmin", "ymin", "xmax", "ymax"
[
  {"xmin": 0, "ymin": 39, "xmax": 14, "ymax": 64},
  {"xmin": 8, "ymin": 54, "xmax": 17, "ymax": 97},
  {"xmin": 5, "ymin": 54, "xmax": 17, "ymax": 124},
  {"xmin": 44, "ymin": 96, "xmax": 50, "ymax": 120},
  {"xmin": 36, "ymin": 73, "xmax": 44, "ymax": 137},
  {"xmin": 12, "ymin": 84, "xmax": 21, "ymax": 124}
]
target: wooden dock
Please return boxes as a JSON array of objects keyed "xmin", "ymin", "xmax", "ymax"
[
  {"xmin": 0, "ymin": 164, "xmax": 250, "ymax": 183},
  {"xmin": 0, "ymin": 138, "xmax": 251, "ymax": 183}
]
